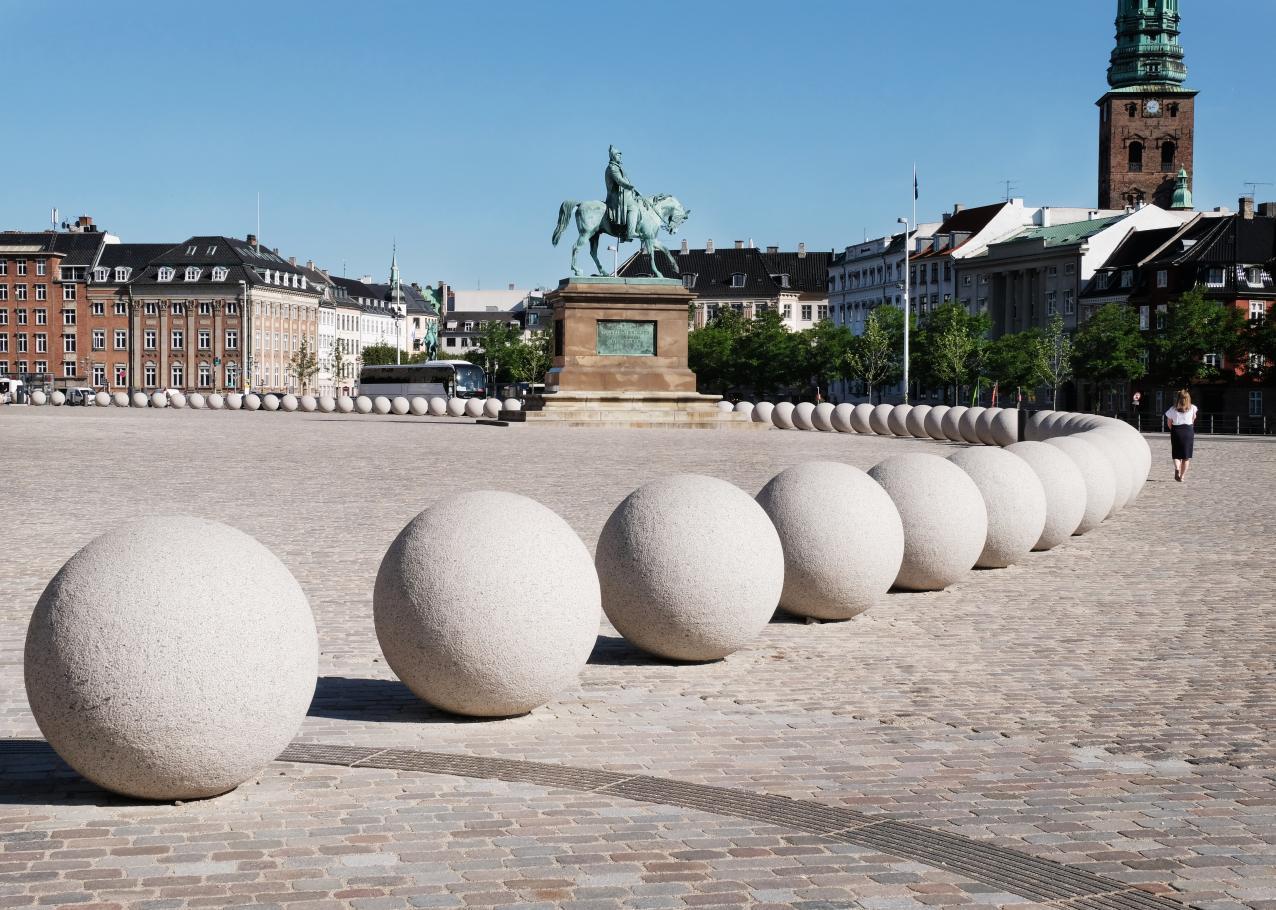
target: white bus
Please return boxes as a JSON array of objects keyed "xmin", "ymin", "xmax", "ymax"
[{"xmin": 357, "ymin": 361, "xmax": 487, "ymax": 399}]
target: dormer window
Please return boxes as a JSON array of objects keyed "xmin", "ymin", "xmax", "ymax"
[
  {"xmin": 185, "ymin": 267, "xmax": 202, "ymax": 282},
  {"xmin": 206, "ymin": 245, "xmax": 217, "ymax": 255},
  {"xmin": 779, "ymin": 274, "xmax": 791, "ymax": 289},
  {"xmin": 730, "ymin": 273, "xmax": 746, "ymax": 289},
  {"xmin": 115, "ymin": 267, "xmax": 130, "ymax": 282},
  {"xmin": 212, "ymin": 266, "xmax": 228, "ymax": 281},
  {"xmin": 186, "ymin": 245, "xmax": 197, "ymax": 256},
  {"xmin": 93, "ymin": 267, "xmax": 109, "ymax": 282},
  {"xmin": 158, "ymin": 267, "xmax": 175, "ymax": 282},
  {"xmin": 682, "ymin": 274, "xmax": 698, "ymax": 290}
]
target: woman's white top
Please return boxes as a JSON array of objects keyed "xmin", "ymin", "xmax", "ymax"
[{"xmin": 1165, "ymin": 405, "xmax": 1198, "ymax": 426}]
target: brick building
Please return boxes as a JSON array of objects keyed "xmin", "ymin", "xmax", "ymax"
[{"xmin": 83, "ymin": 244, "xmax": 171, "ymax": 392}]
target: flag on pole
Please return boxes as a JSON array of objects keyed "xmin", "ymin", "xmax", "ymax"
[
  {"xmin": 51, "ymin": 208, "xmax": 58, "ymax": 227},
  {"xmin": 913, "ymin": 167, "xmax": 919, "ymax": 201}
]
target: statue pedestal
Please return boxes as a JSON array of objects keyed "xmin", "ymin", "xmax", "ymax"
[{"xmin": 491, "ymin": 278, "xmax": 760, "ymax": 430}]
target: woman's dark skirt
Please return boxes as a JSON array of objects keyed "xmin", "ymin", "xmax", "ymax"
[{"xmin": 1171, "ymin": 424, "xmax": 1194, "ymax": 459}]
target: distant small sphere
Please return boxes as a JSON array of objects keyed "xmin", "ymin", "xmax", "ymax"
[
  {"xmin": 112, "ymin": 392, "xmax": 129, "ymax": 407},
  {"xmin": 244, "ymin": 393, "xmax": 261, "ymax": 411},
  {"xmin": 375, "ymin": 491, "xmax": 600, "ymax": 717},
  {"xmin": 811, "ymin": 402, "xmax": 835, "ymax": 431},
  {"xmin": 227, "ymin": 393, "xmax": 244, "ymax": 410},
  {"xmin": 168, "ymin": 393, "xmax": 186, "ymax": 409},
  {"xmin": 299, "ymin": 395, "xmax": 317, "ymax": 412},
  {"xmin": 596, "ymin": 474, "xmax": 784, "ymax": 661},
  {"xmin": 280, "ymin": 394, "xmax": 298, "ymax": 412},
  {"xmin": 974, "ymin": 408, "xmax": 1000, "ymax": 445},
  {"xmin": 868, "ymin": 453, "xmax": 988, "ymax": 591},
  {"xmin": 261, "ymin": 394, "xmax": 278, "ymax": 411},
  {"xmin": 95, "ymin": 392, "xmax": 112, "ymax": 407},
  {"xmin": 752, "ymin": 401, "xmax": 775, "ymax": 424},
  {"xmin": 869, "ymin": 404, "xmax": 893, "ymax": 435},
  {"xmin": 464, "ymin": 398, "xmax": 484, "ymax": 418},
  {"xmin": 793, "ymin": 402, "xmax": 816, "ymax": 431},
  {"xmin": 850, "ymin": 403, "xmax": 875, "ymax": 433},
  {"xmin": 905, "ymin": 404, "xmax": 932, "ymax": 438},
  {"xmin": 188, "ymin": 393, "xmax": 205, "ymax": 410},
  {"xmin": 428, "ymin": 396, "xmax": 448, "ymax": 416},
  {"xmin": 924, "ymin": 405, "xmax": 951, "ymax": 440},
  {"xmin": 391, "ymin": 396, "xmax": 410, "ymax": 415},
  {"xmin": 318, "ymin": 395, "xmax": 335, "ymax": 413},
  {"xmin": 373, "ymin": 396, "xmax": 392, "ymax": 415},
  {"xmin": 831, "ymin": 403, "xmax": 856, "ymax": 432},
  {"xmin": 940, "ymin": 406, "xmax": 968, "ymax": 442},
  {"xmin": 716, "ymin": 400, "xmax": 734, "ymax": 413},
  {"xmin": 151, "ymin": 392, "xmax": 168, "ymax": 409},
  {"xmin": 502, "ymin": 398, "xmax": 522, "ymax": 412},
  {"xmin": 446, "ymin": 397, "xmax": 467, "ymax": 417},
  {"xmin": 958, "ymin": 407, "xmax": 986, "ymax": 444},
  {"xmin": 131, "ymin": 391, "xmax": 149, "ymax": 408},
  {"xmin": 734, "ymin": 401, "xmax": 754, "ymax": 418},
  {"xmin": 337, "ymin": 395, "xmax": 355, "ymax": 413},
  {"xmin": 948, "ymin": 447, "xmax": 1047, "ymax": 569},
  {"xmin": 50, "ymin": 391, "xmax": 65, "ymax": 406},
  {"xmin": 756, "ymin": 461, "xmax": 904, "ymax": 620},
  {"xmin": 355, "ymin": 396, "xmax": 373, "ymax": 414},
  {"xmin": 772, "ymin": 402, "xmax": 796, "ymax": 430},
  {"xmin": 409, "ymin": 397, "xmax": 429, "ymax": 416},
  {"xmin": 1045, "ymin": 436, "xmax": 1116, "ymax": 534},
  {"xmin": 1004, "ymin": 441, "xmax": 1087, "ymax": 549},
  {"xmin": 208, "ymin": 394, "xmax": 226, "ymax": 410},
  {"xmin": 482, "ymin": 398, "xmax": 502, "ymax": 418},
  {"xmin": 31, "ymin": 390, "xmax": 48, "ymax": 406},
  {"xmin": 887, "ymin": 404, "xmax": 912, "ymax": 436}
]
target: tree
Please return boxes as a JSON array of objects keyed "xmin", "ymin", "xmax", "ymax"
[
  {"xmin": 288, "ymin": 337, "xmax": 320, "ymax": 393},
  {"xmin": 1248, "ymin": 310, "xmax": 1276, "ymax": 383},
  {"xmin": 1034, "ymin": 315, "xmax": 1074, "ymax": 409},
  {"xmin": 360, "ymin": 342, "xmax": 402, "ymax": 366},
  {"xmin": 1071, "ymin": 303, "xmax": 1146, "ymax": 407},
  {"xmin": 472, "ymin": 320, "xmax": 524, "ymax": 386},
  {"xmin": 511, "ymin": 330, "xmax": 553, "ymax": 392},
  {"xmin": 982, "ymin": 329, "xmax": 1043, "ymax": 404},
  {"xmin": 688, "ymin": 308, "xmax": 748, "ymax": 396},
  {"xmin": 915, "ymin": 303, "xmax": 989, "ymax": 404},
  {"xmin": 844, "ymin": 308, "xmax": 902, "ymax": 403},
  {"xmin": 734, "ymin": 309, "xmax": 802, "ymax": 398},
  {"xmin": 1150, "ymin": 286, "xmax": 1247, "ymax": 389},
  {"xmin": 331, "ymin": 339, "xmax": 347, "ymax": 387},
  {"xmin": 796, "ymin": 319, "xmax": 854, "ymax": 400}
]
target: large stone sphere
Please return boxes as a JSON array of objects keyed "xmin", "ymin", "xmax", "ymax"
[
  {"xmin": 482, "ymin": 398, "xmax": 502, "ymax": 418},
  {"xmin": 734, "ymin": 401, "xmax": 754, "ymax": 418},
  {"xmin": 50, "ymin": 391, "xmax": 66, "ymax": 406},
  {"xmin": 1045, "ymin": 437, "xmax": 1116, "ymax": 534},
  {"xmin": 1081, "ymin": 431, "xmax": 1133, "ymax": 515},
  {"xmin": 375, "ymin": 492, "xmax": 600, "ymax": 717},
  {"xmin": 905, "ymin": 404, "xmax": 932, "ymax": 438},
  {"xmin": 111, "ymin": 392, "xmax": 129, "ymax": 407},
  {"xmin": 974, "ymin": 408, "xmax": 1000, "ymax": 445},
  {"xmin": 30, "ymin": 390, "xmax": 48, "ymax": 406},
  {"xmin": 831, "ymin": 403, "xmax": 855, "ymax": 432},
  {"xmin": 410, "ymin": 396, "xmax": 429, "ymax": 416},
  {"xmin": 262, "ymin": 394, "xmax": 279, "ymax": 411},
  {"xmin": 948, "ymin": 447, "xmax": 1047, "ymax": 569},
  {"xmin": 886, "ymin": 404, "xmax": 912, "ymax": 436},
  {"xmin": 1004, "ymin": 442, "xmax": 1087, "ymax": 550},
  {"xmin": 299, "ymin": 395, "xmax": 317, "ymax": 412},
  {"xmin": 373, "ymin": 396, "xmax": 392, "ymax": 415},
  {"xmin": 463, "ymin": 397, "xmax": 484, "ymax": 418},
  {"xmin": 868, "ymin": 453, "xmax": 989, "ymax": 591},
  {"xmin": 150, "ymin": 392, "xmax": 168, "ymax": 408},
  {"xmin": 280, "ymin": 394, "xmax": 298, "ymax": 412},
  {"xmin": 989, "ymin": 408, "xmax": 1019, "ymax": 446},
  {"xmin": 958, "ymin": 406, "xmax": 986, "ymax": 444},
  {"xmin": 771, "ymin": 402, "xmax": 796, "ymax": 430},
  {"xmin": 756, "ymin": 462, "xmax": 904, "ymax": 620},
  {"xmin": 923, "ymin": 405, "xmax": 950, "ymax": 440},
  {"xmin": 446, "ymin": 397, "xmax": 467, "ymax": 417},
  {"xmin": 793, "ymin": 402, "xmax": 816, "ymax": 431},
  {"xmin": 1025, "ymin": 410, "xmax": 1056, "ymax": 442},
  {"xmin": 187, "ymin": 393, "xmax": 205, "ymax": 409},
  {"xmin": 1091, "ymin": 423, "xmax": 1150, "ymax": 498},
  {"xmin": 244, "ymin": 393, "xmax": 261, "ymax": 411},
  {"xmin": 169, "ymin": 392, "xmax": 186, "ymax": 409},
  {"xmin": 24, "ymin": 516, "xmax": 318, "ymax": 801},
  {"xmin": 131, "ymin": 391, "xmax": 149, "ymax": 408},
  {"xmin": 869, "ymin": 404, "xmax": 893, "ymax": 435},
  {"xmin": 318, "ymin": 395, "xmax": 335, "ymax": 413},
  {"xmin": 391, "ymin": 396, "xmax": 410, "ymax": 415},
  {"xmin": 429, "ymin": 396, "xmax": 448, "ymax": 416},
  {"xmin": 502, "ymin": 398, "xmax": 522, "ymax": 412},
  {"xmin": 752, "ymin": 401, "xmax": 774, "ymax": 424},
  {"xmin": 208, "ymin": 393, "xmax": 225, "ymax": 410},
  {"xmin": 337, "ymin": 395, "xmax": 354, "ymax": 413},
  {"xmin": 355, "ymin": 395, "xmax": 373, "ymax": 414},
  {"xmin": 850, "ymin": 403, "xmax": 875, "ymax": 433},
  {"xmin": 716, "ymin": 400, "xmax": 734, "ymax": 413},
  {"xmin": 95, "ymin": 392, "xmax": 111, "ymax": 407},
  {"xmin": 595, "ymin": 474, "xmax": 784, "ymax": 661},
  {"xmin": 940, "ymin": 406, "xmax": 968, "ymax": 442}
]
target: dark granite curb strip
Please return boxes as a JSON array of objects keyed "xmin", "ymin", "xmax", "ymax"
[{"xmin": 278, "ymin": 742, "xmax": 1192, "ymax": 910}]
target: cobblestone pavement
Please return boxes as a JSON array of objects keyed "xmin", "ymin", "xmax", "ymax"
[{"xmin": 1, "ymin": 408, "xmax": 1273, "ymax": 910}]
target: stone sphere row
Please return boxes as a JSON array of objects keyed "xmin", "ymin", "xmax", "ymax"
[{"xmin": 24, "ymin": 391, "xmax": 522, "ymax": 418}]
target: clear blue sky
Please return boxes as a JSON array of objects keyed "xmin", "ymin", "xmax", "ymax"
[{"xmin": 4, "ymin": 1, "xmax": 1272, "ymax": 291}]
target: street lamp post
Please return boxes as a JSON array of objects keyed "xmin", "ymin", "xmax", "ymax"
[
  {"xmin": 238, "ymin": 280, "xmax": 252, "ymax": 393},
  {"xmin": 897, "ymin": 216, "xmax": 911, "ymax": 404}
]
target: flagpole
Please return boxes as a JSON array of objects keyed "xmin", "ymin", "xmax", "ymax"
[{"xmin": 905, "ymin": 164, "xmax": 917, "ymax": 404}]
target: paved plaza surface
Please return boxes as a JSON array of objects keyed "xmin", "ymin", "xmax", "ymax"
[{"xmin": 1, "ymin": 408, "xmax": 1273, "ymax": 910}]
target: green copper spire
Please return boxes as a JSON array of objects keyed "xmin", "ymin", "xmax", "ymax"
[
  {"xmin": 389, "ymin": 242, "xmax": 400, "ymax": 294},
  {"xmin": 1108, "ymin": 0, "xmax": 1188, "ymax": 89},
  {"xmin": 1171, "ymin": 168, "xmax": 1193, "ymax": 210}
]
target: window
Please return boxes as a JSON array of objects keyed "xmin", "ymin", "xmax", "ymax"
[
  {"xmin": 1250, "ymin": 301, "xmax": 1267, "ymax": 323},
  {"xmin": 1160, "ymin": 141, "xmax": 1176, "ymax": 171},
  {"xmin": 0, "ymin": 310, "xmax": 5, "ymax": 325},
  {"xmin": 1157, "ymin": 270, "xmax": 1168, "ymax": 288},
  {"xmin": 800, "ymin": 304, "xmax": 813, "ymax": 321},
  {"xmin": 226, "ymin": 329, "xmax": 238, "ymax": 349},
  {"xmin": 35, "ymin": 334, "xmax": 47, "ymax": 353},
  {"xmin": 731, "ymin": 273, "xmax": 746, "ymax": 288},
  {"xmin": 212, "ymin": 267, "xmax": 228, "ymax": 281},
  {"xmin": 114, "ymin": 301, "xmax": 127, "ymax": 316},
  {"xmin": 34, "ymin": 361, "xmax": 47, "ymax": 374},
  {"xmin": 1246, "ymin": 268, "xmax": 1267, "ymax": 288},
  {"xmin": 1251, "ymin": 391, "xmax": 1264, "ymax": 417},
  {"xmin": 60, "ymin": 284, "xmax": 74, "ymax": 302},
  {"xmin": 1156, "ymin": 304, "xmax": 1167, "ymax": 330},
  {"xmin": 1120, "ymin": 270, "xmax": 1134, "ymax": 288},
  {"xmin": 62, "ymin": 308, "xmax": 75, "ymax": 325},
  {"xmin": 144, "ymin": 329, "xmax": 157, "ymax": 350},
  {"xmin": 782, "ymin": 304, "xmax": 792, "ymax": 319},
  {"xmin": 145, "ymin": 301, "xmax": 158, "ymax": 316},
  {"xmin": 186, "ymin": 245, "xmax": 197, "ymax": 256},
  {"xmin": 226, "ymin": 301, "xmax": 239, "ymax": 315},
  {"xmin": 0, "ymin": 286, "xmax": 6, "ymax": 300},
  {"xmin": 14, "ymin": 285, "xmax": 27, "ymax": 301},
  {"xmin": 16, "ymin": 260, "xmax": 27, "ymax": 276},
  {"xmin": 0, "ymin": 336, "xmax": 6, "ymax": 352},
  {"xmin": 1206, "ymin": 268, "xmax": 1226, "ymax": 288},
  {"xmin": 445, "ymin": 337, "xmax": 457, "ymax": 348},
  {"xmin": 779, "ymin": 274, "xmax": 791, "ymax": 289},
  {"xmin": 198, "ymin": 362, "xmax": 212, "ymax": 387},
  {"xmin": 35, "ymin": 284, "xmax": 47, "ymax": 301},
  {"xmin": 92, "ymin": 364, "xmax": 106, "ymax": 387},
  {"xmin": 1046, "ymin": 291, "xmax": 1058, "ymax": 316},
  {"xmin": 0, "ymin": 260, "xmax": 6, "ymax": 276},
  {"xmin": 115, "ymin": 267, "xmax": 130, "ymax": 282},
  {"xmin": 94, "ymin": 267, "xmax": 109, "ymax": 282},
  {"xmin": 114, "ymin": 329, "xmax": 127, "ymax": 349},
  {"xmin": 172, "ymin": 302, "xmax": 185, "ymax": 316},
  {"xmin": 1203, "ymin": 352, "xmax": 1221, "ymax": 368},
  {"xmin": 158, "ymin": 267, "xmax": 175, "ymax": 281},
  {"xmin": 226, "ymin": 362, "xmax": 239, "ymax": 388},
  {"xmin": 1128, "ymin": 141, "xmax": 1143, "ymax": 172},
  {"xmin": 144, "ymin": 363, "xmax": 157, "ymax": 386},
  {"xmin": 1064, "ymin": 264, "xmax": 1075, "ymax": 275},
  {"xmin": 171, "ymin": 329, "xmax": 184, "ymax": 349},
  {"xmin": 184, "ymin": 267, "xmax": 201, "ymax": 282},
  {"xmin": 16, "ymin": 334, "xmax": 27, "ymax": 353},
  {"xmin": 62, "ymin": 361, "xmax": 75, "ymax": 378},
  {"xmin": 171, "ymin": 363, "xmax": 184, "ymax": 387},
  {"xmin": 115, "ymin": 364, "xmax": 127, "ymax": 387},
  {"xmin": 199, "ymin": 301, "xmax": 212, "ymax": 315},
  {"xmin": 91, "ymin": 301, "xmax": 104, "ymax": 316},
  {"xmin": 34, "ymin": 308, "xmax": 46, "ymax": 325},
  {"xmin": 16, "ymin": 308, "xmax": 27, "ymax": 324},
  {"xmin": 63, "ymin": 333, "xmax": 76, "ymax": 354},
  {"xmin": 198, "ymin": 329, "xmax": 210, "ymax": 350},
  {"xmin": 92, "ymin": 329, "xmax": 105, "ymax": 350},
  {"xmin": 1139, "ymin": 305, "xmax": 1150, "ymax": 330}
]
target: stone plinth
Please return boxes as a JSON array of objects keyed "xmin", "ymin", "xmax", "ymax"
[{"xmin": 492, "ymin": 391, "xmax": 760, "ymax": 430}]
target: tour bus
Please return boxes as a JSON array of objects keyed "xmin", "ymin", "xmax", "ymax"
[{"xmin": 356, "ymin": 361, "xmax": 487, "ymax": 399}]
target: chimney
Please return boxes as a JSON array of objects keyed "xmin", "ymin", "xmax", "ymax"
[
  {"xmin": 748, "ymin": 238, "xmax": 755, "ymax": 249},
  {"xmin": 952, "ymin": 203, "xmax": 965, "ymax": 215},
  {"xmin": 321, "ymin": 269, "xmax": 329, "ymax": 279},
  {"xmin": 1240, "ymin": 197, "xmax": 1256, "ymax": 220},
  {"xmin": 306, "ymin": 259, "xmax": 314, "ymax": 270},
  {"xmin": 247, "ymin": 233, "xmax": 257, "ymax": 248},
  {"xmin": 289, "ymin": 256, "xmax": 297, "ymax": 267},
  {"xmin": 508, "ymin": 282, "xmax": 515, "ymax": 291},
  {"xmin": 766, "ymin": 245, "xmax": 779, "ymax": 254},
  {"xmin": 680, "ymin": 238, "xmax": 688, "ymax": 255},
  {"xmin": 798, "ymin": 242, "xmax": 807, "ymax": 258},
  {"xmin": 75, "ymin": 215, "xmax": 94, "ymax": 230},
  {"xmin": 706, "ymin": 239, "xmax": 714, "ymax": 254},
  {"xmin": 734, "ymin": 240, "xmax": 744, "ymax": 249},
  {"xmin": 1258, "ymin": 202, "xmax": 1276, "ymax": 218}
]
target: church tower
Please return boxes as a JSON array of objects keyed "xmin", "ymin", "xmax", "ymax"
[{"xmin": 1097, "ymin": 0, "xmax": 1197, "ymax": 210}]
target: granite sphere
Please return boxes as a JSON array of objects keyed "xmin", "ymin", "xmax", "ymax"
[
  {"xmin": 905, "ymin": 404, "xmax": 932, "ymax": 438},
  {"xmin": 502, "ymin": 398, "xmax": 522, "ymax": 412},
  {"xmin": 940, "ymin": 406, "xmax": 968, "ymax": 442},
  {"xmin": 244, "ymin": 393, "xmax": 261, "ymax": 411},
  {"xmin": 50, "ymin": 391, "xmax": 65, "ymax": 406},
  {"xmin": 716, "ymin": 400, "xmax": 734, "ymax": 413},
  {"xmin": 886, "ymin": 404, "xmax": 913, "ymax": 436},
  {"xmin": 150, "ymin": 392, "xmax": 168, "ymax": 408},
  {"xmin": 299, "ymin": 395, "xmax": 317, "ymax": 412},
  {"xmin": 752, "ymin": 401, "xmax": 775, "ymax": 424},
  {"xmin": 973, "ymin": 408, "xmax": 1000, "ymax": 445},
  {"xmin": 188, "ymin": 393, "xmax": 205, "ymax": 409},
  {"xmin": 1044, "ymin": 436, "xmax": 1116, "ymax": 534},
  {"xmin": 756, "ymin": 462, "xmax": 904, "ymax": 620},
  {"xmin": 464, "ymin": 397, "xmax": 484, "ymax": 418},
  {"xmin": 429, "ymin": 396, "xmax": 448, "ymax": 416},
  {"xmin": 170, "ymin": 392, "xmax": 188, "ymax": 409},
  {"xmin": 923, "ymin": 404, "xmax": 951, "ymax": 440},
  {"xmin": 989, "ymin": 408, "xmax": 1019, "ymax": 446},
  {"xmin": 867, "ymin": 453, "xmax": 989, "ymax": 591},
  {"xmin": 112, "ymin": 392, "xmax": 129, "ymax": 407},
  {"xmin": 813, "ymin": 402, "xmax": 837, "ymax": 432},
  {"xmin": 317, "ymin": 395, "xmax": 335, "ymax": 412},
  {"xmin": 337, "ymin": 395, "xmax": 354, "ymax": 413},
  {"xmin": 227, "ymin": 393, "xmax": 244, "ymax": 410},
  {"xmin": 1090, "ymin": 423, "xmax": 1150, "ymax": 498},
  {"xmin": 95, "ymin": 392, "xmax": 111, "ymax": 407},
  {"xmin": 771, "ymin": 402, "xmax": 796, "ymax": 430},
  {"xmin": 948, "ymin": 447, "xmax": 1047, "ymax": 569},
  {"xmin": 355, "ymin": 396, "xmax": 373, "ymax": 414},
  {"xmin": 375, "ymin": 491, "xmax": 600, "ymax": 717},
  {"xmin": 130, "ymin": 391, "xmax": 148, "ymax": 408},
  {"xmin": 595, "ymin": 474, "xmax": 784, "ymax": 662},
  {"xmin": 793, "ymin": 402, "xmax": 816, "ymax": 431},
  {"xmin": 409, "ymin": 396, "xmax": 429, "ymax": 416},
  {"xmin": 446, "ymin": 397, "xmax": 467, "ymax": 417},
  {"xmin": 1025, "ymin": 410, "xmax": 1056, "ymax": 442},
  {"xmin": 30, "ymin": 390, "xmax": 48, "ymax": 406},
  {"xmin": 280, "ymin": 394, "xmax": 298, "ymax": 412},
  {"xmin": 1004, "ymin": 442, "xmax": 1087, "ymax": 549},
  {"xmin": 850, "ymin": 403, "xmax": 875, "ymax": 433},
  {"xmin": 208, "ymin": 393, "xmax": 225, "ymax": 410},
  {"xmin": 869, "ymin": 403, "xmax": 893, "ymax": 435},
  {"xmin": 1081, "ymin": 430, "xmax": 1134, "ymax": 514},
  {"xmin": 482, "ymin": 398, "xmax": 502, "ymax": 418},
  {"xmin": 24, "ymin": 516, "xmax": 318, "ymax": 801},
  {"xmin": 734, "ymin": 401, "xmax": 754, "ymax": 417},
  {"xmin": 262, "ymin": 394, "xmax": 279, "ymax": 412},
  {"xmin": 391, "ymin": 396, "xmax": 410, "ymax": 415},
  {"xmin": 831, "ymin": 403, "xmax": 856, "ymax": 433},
  {"xmin": 372, "ymin": 396, "xmax": 392, "ymax": 415},
  {"xmin": 958, "ymin": 407, "xmax": 987, "ymax": 444}
]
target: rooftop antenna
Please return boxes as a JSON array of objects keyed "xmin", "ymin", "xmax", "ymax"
[
  {"xmin": 1242, "ymin": 181, "xmax": 1273, "ymax": 199},
  {"xmin": 1001, "ymin": 179, "xmax": 1019, "ymax": 202}
]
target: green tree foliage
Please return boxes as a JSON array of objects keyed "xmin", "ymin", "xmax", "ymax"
[
  {"xmin": 472, "ymin": 321, "xmax": 524, "ymax": 384},
  {"xmin": 795, "ymin": 319, "xmax": 855, "ymax": 400},
  {"xmin": 1247, "ymin": 309, "xmax": 1276, "ymax": 382},
  {"xmin": 1034, "ymin": 315, "xmax": 1074, "ymax": 409},
  {"xmin": 1071, "ymin": 303, "xmax": 1147, "ymax": 397},
  {"xmin": 1150, "ymin": 286, "xmax": 1247, "ymax": 389},
  {"xmin": 982, "ymin": 329, "xmax": 1043, "ymax": 400},
  {"xmin": 359, "ymin": 342, "xmax": 402, "ymax": 366},
  {"xmin": 288, "ymin": 336, "xmax": 320, "ymax": 391},
  {"xmin": 688, "ymin": 308, "xmax": 748, "ymax": 395},
  {"xmin": 915, "ymin": 302, "xmax": 990, "ymax": 403},
  {"xmin": 844, "ymin": 307, "xmax": 902, "ymax": 403},
  {"xmin": 511, "ymin": 330, "xmax": 553, "ymax": 390}
]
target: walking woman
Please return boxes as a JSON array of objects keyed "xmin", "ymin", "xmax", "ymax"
[{"xmin": 1165, "ymin": 389, "xmax": 1198, "ymax": 482}]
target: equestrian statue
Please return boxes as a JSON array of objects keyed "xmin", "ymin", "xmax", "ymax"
[{"xmin": 551, "ymin": 145, "xmax": 691, "ymax": 279}]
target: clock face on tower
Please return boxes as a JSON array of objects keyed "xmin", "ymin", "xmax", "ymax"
[{"xmin": 1145, "ymin": 99, "xmax": 1162, "ymax": 115}]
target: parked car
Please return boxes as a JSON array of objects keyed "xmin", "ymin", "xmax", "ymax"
[
  {"xmin": 65, "ymin": 387, "xmax": 97, "ymax": 406},
  {"xmin": 0, "ymin": 377, "xmax": 23, "ymax": 404}
]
